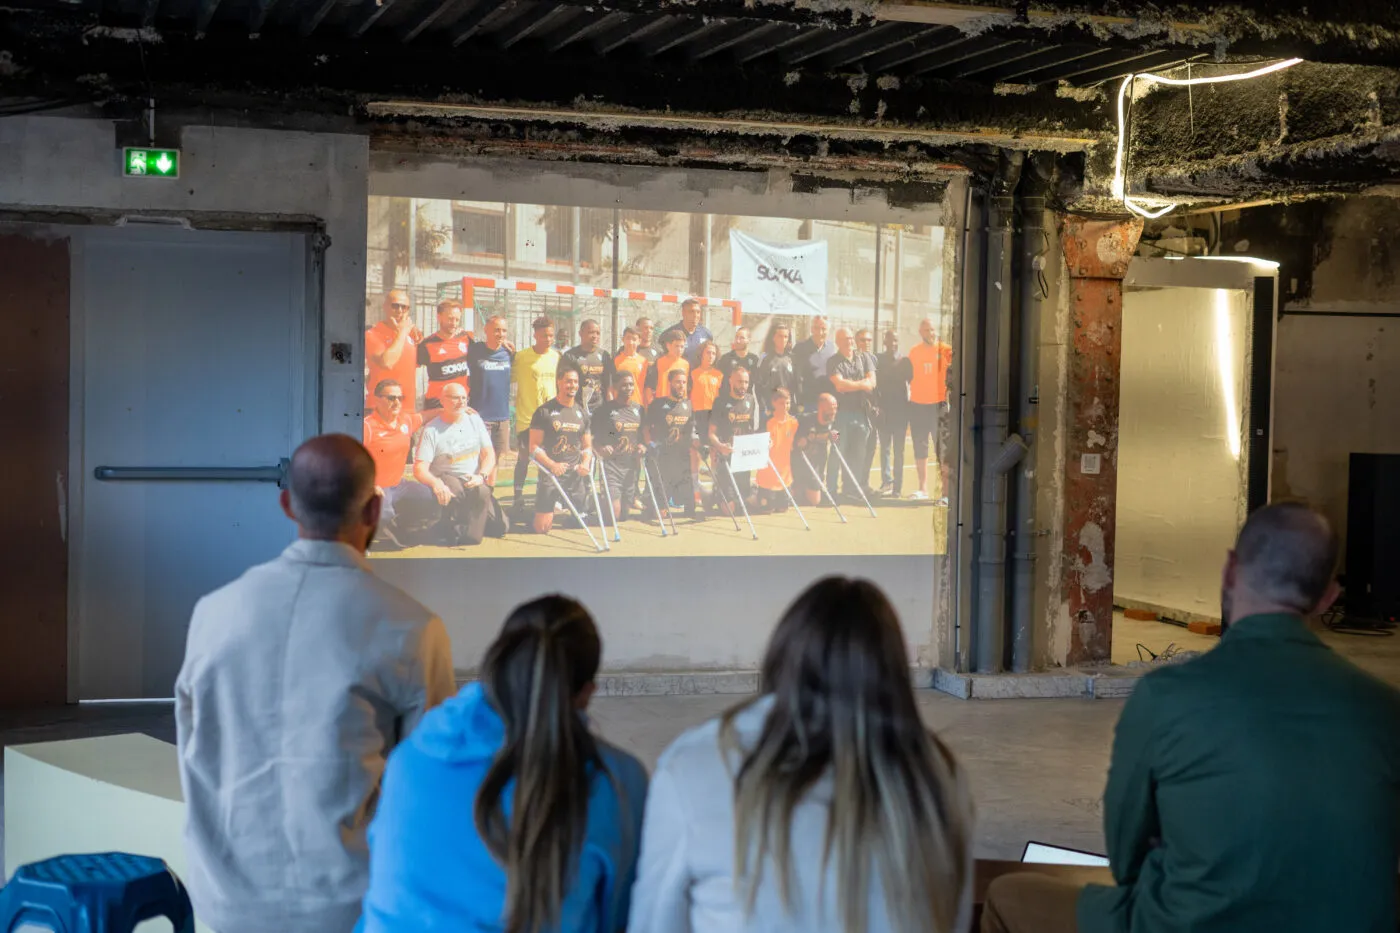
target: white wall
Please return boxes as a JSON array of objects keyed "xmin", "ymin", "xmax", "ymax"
[
  {"xmin": 0, "ymin": 116, "xmax": 369, "ymax": 436},
  {"xmin": 372, "ymin": 155, "xmax": 962, "ymax": 674},
  {"xmin": 1114, "ymin": 286, "xmax": 1250, "ymax": 620},
  {"xmin": 1274, "ymin": 314, "xmax": 1400, "ymax": 551}
]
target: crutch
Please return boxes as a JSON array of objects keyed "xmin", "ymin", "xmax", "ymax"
[
  {"xmin": 703, "ymin": 452, "xmax": 743, "ymax": 532},
  {"xmin": 799, "ymin": 449, "xmax": 847, "ymax": 523},
  {"xmin": 767, "ymin": 456, "xmax": 810, "ymax": 531},
  {"xmin": 594, "ymin": 456, "xmax": 622, "ymax": 542},
  {"xmin": 830, "ymin": 440, "xmax": 878, "ymax": 518},
  {"xmin": 585, "ymin": 456, "xmax": 611, "ymax": 551},
  {"xmin": 719, "ymin": 455, "xmax": 758, "ymax": 540},
  {"xmin": 531, "ymin": 449, "xmax": 605, "ymax": 552},
  {"xmin": 643, "ymin": 451, "xmax": 679, "ymax": 536}
]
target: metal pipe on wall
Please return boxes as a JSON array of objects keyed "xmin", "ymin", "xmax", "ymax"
[
  {"xmin": 973, "ymin": 150, "xmax": 1025, "ymax": 674},
  {"xmin": 953, "ymin": 183, "xmax": 983, "ymax": 672},
  {"xmin": 1010, "ymin": 155, "xmax": 1053, "ymax": 672}
]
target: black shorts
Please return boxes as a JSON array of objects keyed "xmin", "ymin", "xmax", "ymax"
[
  {"xmin": 601, "ymin": 457, "xmax": 639, "ymax": 500},
  {"xmin": 534, "ymin": 468, "xmax": 589, "ymax": 515},
  {"xmin": 792, "ymin": 446, "xmax": 829, "ymax": 494},
  {"xmin": 909, "ymin": 401, "xmax": 946, "ymax": 460}
]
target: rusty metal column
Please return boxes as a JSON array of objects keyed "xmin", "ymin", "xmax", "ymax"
[{"xmin": 1059, "ymin": 217, "xmax": 1142, "ymax": 665}]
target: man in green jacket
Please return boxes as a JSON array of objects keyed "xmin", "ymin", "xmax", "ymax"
[{"xmin": 983, "ymin": 501, "xmax": 1400, "ymax": 933}]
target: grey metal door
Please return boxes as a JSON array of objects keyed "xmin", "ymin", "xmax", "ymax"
[{"xmin": 71, "ymin": 224, "xmax": 317, "ymax": 699}]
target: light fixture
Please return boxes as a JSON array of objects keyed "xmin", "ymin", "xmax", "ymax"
[
  {"xmin": 1196, "ymin": 255, "xmax": 1281, "ymax": 271},
  {"xmin": 1213, "ymin": 288, "xmax": 1242, "ymax": 460},
  {"xmin": 1113, "ymin": 59, "xmax": 1304, "ymax": 219}
]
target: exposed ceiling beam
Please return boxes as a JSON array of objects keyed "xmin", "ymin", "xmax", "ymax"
[
  {"xmin": 364, "ymin": 99, "xmax": 1100, "ymax": 151},
  {"xmin": 399, "ymin": 0, "xmax": 468, "ymax": 43},
  {"xmin": 496, "ymin": 2, "xmax": 573, "ymax": 48},
  {"xmin": 450, "ymin": 0, "xmax": 515, "ymax": 46}
]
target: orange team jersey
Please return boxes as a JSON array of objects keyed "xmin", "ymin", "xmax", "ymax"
[
  {"xmin": 649, "ymin": 355, "xmax": 690, "ymax": 397},
  {"xmin": 363, "ymin": 411, "xmax": 424, "ymax": 488},
  {"xmin": 613, "ymin": 351, "xmax": 647, "ymax": 406},
  {"xmin": 690, "ymin": 366, "xmax": 723, "ymax": 412},
  {"xmin": 365, "ymin": 321, "xmax": 422, "ymax": 411},
  {"xmin": 756, "ymin": 414, "xmax": 798, "ymax": 490},
  {"xmin": 908, "ymin": 340, "xmax": 954, "ymax": 405}
]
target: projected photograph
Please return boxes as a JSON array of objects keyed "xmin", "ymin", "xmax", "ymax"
[{"xmin": 362, "ymin": 196, "xmax": 954, "ymax": 559}]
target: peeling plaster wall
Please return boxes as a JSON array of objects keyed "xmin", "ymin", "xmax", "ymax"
[
  {"xmin": 1115, "ymin": 286, "xmax": 1250, "ymax": 620},
  {"xmin": 0, "ymin": 116, "xmax": 369, "ymax": 437},
  {"xmin": 1034, "ymin": 218, "xmax": 1072, "ymax": 668},
  {"xmin": 1269, "ymin": 197, "xmax": 1400, "ymax": 558}
]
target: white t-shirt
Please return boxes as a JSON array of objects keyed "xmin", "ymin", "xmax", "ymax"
[{"xmin": 416, "ymin": 413, "xmax": 492, "ymax": 477}]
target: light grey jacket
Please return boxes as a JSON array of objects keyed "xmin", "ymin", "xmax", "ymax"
[
  {"xmin": 175, "ymin": 540, "xmax": 455, "ymax": 933},
  {"xmin": 627, "ymin": 696, "xmax": 975, "ymax": 933}
]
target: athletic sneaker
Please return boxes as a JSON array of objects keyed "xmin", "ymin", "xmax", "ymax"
[
  {"xmin": 879, "ymin": 482, "xmax": 894, "ymax": 496},
  {"xmin": 909, "ymin": 490, "xmax": 930, "ymax": 501},
  {"xmin": 934, "ymin": 496, "xmax": 950, "ymax": 507}
]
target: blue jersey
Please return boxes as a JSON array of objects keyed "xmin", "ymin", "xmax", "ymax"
[{"xmin": 467, "ymin": 342, "xmax": 513, "ymax": 423}]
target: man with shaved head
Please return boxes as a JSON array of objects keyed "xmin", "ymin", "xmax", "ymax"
[
  {"xmin": 983, "ymin": 501, "xmax": 1400, "ymax": 933},
  {"xmin": 176, "ymin": 434, "xmax": 455, "ymax": 933}
]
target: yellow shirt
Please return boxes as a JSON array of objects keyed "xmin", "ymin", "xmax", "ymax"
[{"xmin": 512, "ymin": 347, "xmax": 560, "ymax": 433}]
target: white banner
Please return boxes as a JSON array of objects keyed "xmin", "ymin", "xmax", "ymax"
[
  {"xmin": 730, "ymin": 230, "xmax": 828, "ymax": 316},
  {"xmin": 729, "ymin": 432, "xmax": 771, "ymax": 474}
]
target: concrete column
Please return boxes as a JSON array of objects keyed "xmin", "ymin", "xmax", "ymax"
[{"xmin": 1059, "ymin": 217, "xmax": 1143, "ymax": 665}]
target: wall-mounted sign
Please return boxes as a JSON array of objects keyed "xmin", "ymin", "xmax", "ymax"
[{"xmin": 123, "ymin": 148, "xmax": 180, "ymax": 178}]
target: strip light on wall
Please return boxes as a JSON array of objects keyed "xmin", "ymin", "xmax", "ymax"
[
  {"xmin": 1214, "ymin": 288, "xmax": 1242, "ymax": 460},
  {"xmin": 1113, "ymin": 58, "xmax": 1304, "ymax": 219}
]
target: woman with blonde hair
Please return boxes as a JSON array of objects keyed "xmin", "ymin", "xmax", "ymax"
[
  {"xmin": 628, "ymin": 577, "xmax": 975, "ymax": 933},
  {"xmin": 360, "ymin": 595, "xmax": 648, "ymax": 933}
]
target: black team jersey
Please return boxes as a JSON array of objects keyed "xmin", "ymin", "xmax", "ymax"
[
  {"xmin": 562, "ymin": 345, "xmax": 614, "ymax": 414},
  {"xmin": 417, "ymin": 333, "xmax": 472, "ymax": 405},
  {"xmin": 794, "ymin": 412, "xmax": 836, "ymax": 458},
  {"xmin": 597, "ymin": 400, "xmax": 643, "ymax": 458},
  {"xmin": 755, "ymin": 351, "xmax": 797, "ymax": 400},
  {"xmin": 716, "ymin": 350, "xmax": 760, "ymax": 384},
  {"xmin": 646, "ymin": 395, "xmax": 697, "ymax": 453},
  {"xmin": 638, "ymin": 343, "xmax": 662, "ymax": 364},
  {"xmin": 530, "ymin": 398, "xmax": 590, "ymax": 466},
  {"xmin": 711, "ymin": 392, "xmax": 759, "ymax": 444}
]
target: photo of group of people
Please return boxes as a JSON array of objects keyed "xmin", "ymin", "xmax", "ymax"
[
  {"xmin": 362, "ymin": 289, "xmax": 953, "ymax": 558},
  {"xmin": 362, "ymin": 195, "xmax": 954, "ymax": 557}
]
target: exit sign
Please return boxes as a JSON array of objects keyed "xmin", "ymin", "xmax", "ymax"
[{"xmin": 123, "ymin": 147, "xmax": 180, "ymax": 178}]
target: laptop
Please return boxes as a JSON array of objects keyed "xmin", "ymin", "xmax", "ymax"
[{"xmin": 1020, "ymin": 841, "xmax": 1110, "ymax": 867}]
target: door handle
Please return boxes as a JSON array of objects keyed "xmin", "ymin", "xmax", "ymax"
[{"xmin": 94, "ymin": 459, "xmax": 291, "ymax": 489}]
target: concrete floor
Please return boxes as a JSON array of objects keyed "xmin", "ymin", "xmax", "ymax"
[{"xmin": 0, "ymin": 692, "xmax": 1121, "ymax": 876}]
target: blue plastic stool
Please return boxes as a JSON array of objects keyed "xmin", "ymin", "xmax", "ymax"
[{"xmin": 0, "ymin": 853, "xmax": 194, "ymax": 933}]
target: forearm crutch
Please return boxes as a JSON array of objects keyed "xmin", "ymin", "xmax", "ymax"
[
  {"xmin": 767, "ymin": 456, "xmax": 810, "ymax": 531},
  {"xmin": 703, "ymin": 452, "xmax": 743, "ymax": 533},
  {"xmin": 720, "ymin": 455, "xmax": 758, "ymax": 540},
  {"xmin": 831, "ymin": 440, "xmax": 878, "ymax": 518},
  {"xmin": 594, "ymin": 457, "xmax": 622, "ymax": 542},
  {"xmin": 531, "ymin": 449, "xmax": 605, "ymax": 552},
  {"xmin": 799, "ymin": 449, "xmax": 847, "ymax": 524},
  {"xmin": 643, "ymin": 452, "xmax": 679, "ymax": 536},
  {"xmin": 584, "ymin": 457, "xmax": 611, "ymax": 551}
]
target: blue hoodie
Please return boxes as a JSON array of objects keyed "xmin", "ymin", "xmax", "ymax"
[{"xmin": 358, "ymin": 683, "xmax": 649, "ymax": 933}]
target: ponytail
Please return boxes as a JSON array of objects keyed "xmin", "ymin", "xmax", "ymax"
[{"xmin": 473, "ymin": 596, "xmax": 603, "ymax": 933}]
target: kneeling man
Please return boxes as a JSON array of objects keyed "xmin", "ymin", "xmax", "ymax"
[{"xmin": 412, "ymin": 383, "xmax": 503, "ymax": 546}]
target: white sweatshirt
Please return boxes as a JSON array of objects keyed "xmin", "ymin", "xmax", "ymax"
[{"xmin": 628, "ymin": 696, "xmax": 975, "ymax": 933}]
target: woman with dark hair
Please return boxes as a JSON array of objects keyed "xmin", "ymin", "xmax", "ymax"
[
  {"xmin": 360, "ymin": 596, "xmax": 648, "ymax": 933},
  {"xmin": 754, "ymin": 324, "xmax": 797, "ymax": 419},
  {"xmin": 628, "ymin": 577, "xmax": 974, "ymax": 933}
]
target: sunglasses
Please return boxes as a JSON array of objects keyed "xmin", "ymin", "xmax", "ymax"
[
  {"xmin": 390, "ymin": 303, "xmax": 410, "ymax": 310},
  {"xmin": 380, "ymin": 395, "xmax": 404, "ymax": 402}
]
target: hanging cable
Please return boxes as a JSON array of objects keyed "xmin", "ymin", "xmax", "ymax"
[{"xmin": 1113, "ymin": 58, "xmax": 1304, "ymax": 219}]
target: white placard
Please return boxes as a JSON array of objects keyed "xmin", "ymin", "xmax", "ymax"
[
  {"xmin": 729, "ymin": 432, "xmax": 771, "ymax": 474},
  {"xmin": 730, "ymin": 230, "xmax": 828, "ymax": 316}
]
